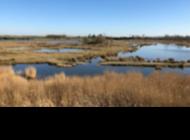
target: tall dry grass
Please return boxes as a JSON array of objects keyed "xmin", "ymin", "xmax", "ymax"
[{"xmin": 0, "ymin": 66, "xmax": 190, "ymax": 107}]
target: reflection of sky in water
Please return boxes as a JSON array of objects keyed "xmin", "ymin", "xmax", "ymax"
[
  {"xmin": 118, "ymin": 44, "xmax": 190, "ymax": 61},
  {"xmin": 13, "ymin": 57, "xmax": 190, "ymax": 79},
  {"xmin": 35, "ymin": 48, "xmax": 83, "ymax": 53},
  {"xmin": 47, "ymin": 39, "xmax": 81, "ymax": 45}
]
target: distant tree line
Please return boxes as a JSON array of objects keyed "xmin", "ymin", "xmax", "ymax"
[
  {"xmin": 107, "ymin": 35, "xmax": 190, "ymax": 40},
  {"xmin": 0, "ymin": 35, "xmax": 68, "ymax": 40},
  {"xmin": 0, "ymin": 34, "xmax": 190, "ymax": 41},
  {"xmin": 0, "ymin": 36, "xmax": 37, "ymax": 40}
]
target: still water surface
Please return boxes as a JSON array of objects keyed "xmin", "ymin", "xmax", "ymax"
[
  {"xmin": 13, "ymin": 57, "xmax": 190, "ymax": 78},
  {"xmin": 118, "ymin": 44, "xmax": 190, "ymax": 61}
]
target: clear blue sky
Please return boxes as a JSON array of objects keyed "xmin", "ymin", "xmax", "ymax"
[{"xmin": 0, "ymin": 0, "xmax": 190, "ymax": 36}]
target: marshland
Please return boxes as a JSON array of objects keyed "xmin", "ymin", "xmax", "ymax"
[
  {"xmin": 1, "ymin": 0, "xmax": 190, "ymax": 107},
  {"xmin": 1, "ymin": 35, "xmax": 190, "ymax": 107},
  {"xmin": 1, "ymin": 35, "xmax": 190, "ymax": 77}
]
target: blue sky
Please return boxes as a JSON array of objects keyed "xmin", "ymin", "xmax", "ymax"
[{"xmin": 0, "ymin": 0, "xmax": 190, "ymax": 36}]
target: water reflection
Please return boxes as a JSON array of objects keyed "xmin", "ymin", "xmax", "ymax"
[
  {"xmin": 13, "ymin": 57, "xmax": 190, "ymax": 78},
  {"xmin": 35, "ymin": 48, "xmax": 83, "ymax": 53},
  {"xmin": 118, "ymin": 44, "xmax": 190, "ymax": 61}
]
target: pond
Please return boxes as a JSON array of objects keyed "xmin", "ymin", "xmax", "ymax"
[
  {"xmin": 13, "ymin": 57, "xmax": 190, "ymax": 78},
  {"xmin": 118, "ymin": 44, "xmax": 190, "ymax": 61},
  {"xmin": 34, "ymin": 48, "xmax": 84, "ymax": 53},
  {"xmin": 47, "ymin": 39, "xmax": 82, "ymax": 45},
  {"xmin": 5, "ymin": 46, "xmax": 31, "ymax": 51}
]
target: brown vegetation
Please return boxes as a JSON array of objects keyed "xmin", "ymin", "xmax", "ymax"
[
  {"xmin": 0, "ymin": 66, "xmax": 15, "ymax": 75},
  {"xmin": 102, "ymin": 56, "xmax": 190, "ymax": 68},
  {"xmin": 1, "ymin": 37, "xmax": 190, "ymax": 68},
  {"xmin": 0, "ymin": 67, "xmax": 190, "ymax": 107},
  {"xmin": 24, "ymin": 67, "xmax": 37, "ymax": 79},
  {"xmin": 83, "ymin": 34, "xmax": 108, "ymax": 45},
  {"xmin": 0, "ymin": 39, "xmax": 131, "ymax": 67}
]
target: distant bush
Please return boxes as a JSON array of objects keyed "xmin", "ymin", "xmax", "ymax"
[
  {"xmin": 168, "ymin": 58, "xmax": 176, "ymax": 63},
  {"xmin": 83, "ymin": 34, "xmax": 107, "ymax": 45}
]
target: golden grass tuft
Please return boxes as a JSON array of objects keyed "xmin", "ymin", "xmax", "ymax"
[{"xmin": 24, "ymin": 67, "xmax": 37, "ymax": 79}]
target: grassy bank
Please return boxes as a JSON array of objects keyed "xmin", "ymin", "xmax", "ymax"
[
  {"xmin": 0, "ymin": 67, "xmax": 190, "ymax": 107},
  {"xmin": 101, "ymin": 60, "xmax": 190, "ymax": 68}
]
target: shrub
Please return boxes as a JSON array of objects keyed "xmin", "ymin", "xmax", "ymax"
[
  {"xmin": 179, "ymin": 63, "xmax": 185, "ymax": 68},
  {"xmin": 136, "ymin": 56, "xmax": 145, "ymax": 62},
  {"xmin": 168, "ymin": 58, "xmax": 175, "ymax": 63},
  {"xmin": 24, "ymin": 67, "xmax": 37, "ymax": 79},
  {"xmin": 83, "ymin": 34, "xmax": 107, "ymax": 45}
]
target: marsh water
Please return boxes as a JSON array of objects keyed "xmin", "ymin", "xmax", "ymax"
[
  {"xmin": 12, "ymin": 44, "xmax": 190, "ymax": 78},
  {"xmin": 35, "ymin": 48, "xmax": 83, "ymax": 53},
  {"xmin": 118, "ymin": 44, "xmax": 190, "ymax": 61},
  {"xmin": 46, "ymin": 39, "xmax": 82, "ymax": 45},
  {"xmin": 13, "ymin": 57, "xmax": 190, "ymax": 78}
]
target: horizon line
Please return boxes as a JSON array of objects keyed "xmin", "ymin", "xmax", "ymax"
[{"xmin": 0, "ymin": 34, "xmax": 190, "ymax": 38}]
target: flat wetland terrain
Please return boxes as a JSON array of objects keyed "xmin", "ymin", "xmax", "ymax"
[
  {"xmin": 1, "ymin": 37, "xmax": 190, "ymax": 67},
  {"xmin": 0, "ymin": 39, "xmax": 130, "ymax": 67},
  {"xmin": 1, "ymin": 36, "xmax": 190, "ymax": 107}
]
